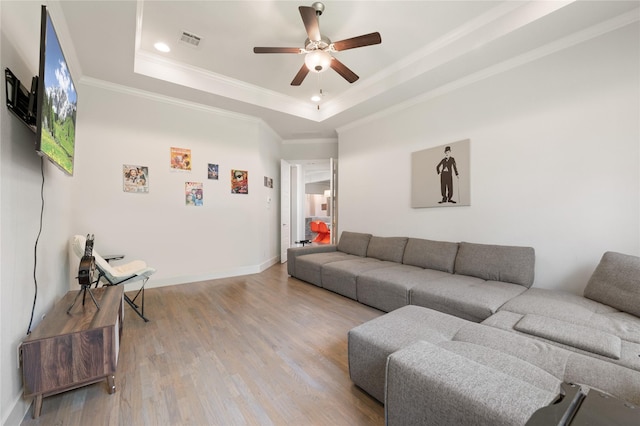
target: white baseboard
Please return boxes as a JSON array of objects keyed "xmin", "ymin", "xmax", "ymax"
[
  {"xmin": 141, "ymin": 256, "xmax": 281, "ymax": 289},
  {"xmin": 3, "ymin": 392, "xmax": 31, "ymax": 426},
  {"xmin": 258, "ymin": 255, "xmax": 281, "ymax": 272}
]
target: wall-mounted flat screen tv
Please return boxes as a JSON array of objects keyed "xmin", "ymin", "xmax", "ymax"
[{"xmin": 35, "ymin": 5, "xmax": 77, "ymax": 176}]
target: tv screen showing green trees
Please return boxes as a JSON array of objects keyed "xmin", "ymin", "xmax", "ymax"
[{"xmin": 36, "ymin": 8, "xmax": 77, "ymax": 176}]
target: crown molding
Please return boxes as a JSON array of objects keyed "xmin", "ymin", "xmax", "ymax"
[
  {"xmin": 337, "ymin": 8, "xmax": 639, "ymax": 136},
  {"xmin": 282, "ymin": 138, "xmax": 338, "ymax": 145},
  {"xmin": 134, "ymin": 0, "xmax": 322, "ymax": 122},
  {"xmin": 322, "ymin": 0, "xmax": 573, "ymax": 121},
  {"xmin": 133, "ymin": 50, "xmax": 323, "ymax": 122},
  {"xmin": 80, "ymin": 76, "xmax": 263, "ymax": 125}
]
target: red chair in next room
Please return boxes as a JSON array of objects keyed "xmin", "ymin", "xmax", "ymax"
[{"xmin": 311, "ymin": 221, "xmax": 331, "ymax": 244}]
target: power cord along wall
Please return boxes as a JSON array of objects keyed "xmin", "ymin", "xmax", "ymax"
[{"xmin": 27, "ymin": 157, "xmax": 45, "ymax": 335}]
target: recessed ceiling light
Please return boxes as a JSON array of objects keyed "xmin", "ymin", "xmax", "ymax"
[
  {"xmin": 310, "ymin": 89, "xmax": 324, "ymax": 103},
  {"xmin": 154, "ymin": 42, "xmax": 170, "ymax": 53}
]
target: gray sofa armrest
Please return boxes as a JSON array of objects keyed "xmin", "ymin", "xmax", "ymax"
[
  {"xmin": 385, "ymin": 340, "xmax": 561, "ymax": 426},
  {"xmin": 286, "ymin": 244, "xmax": 337, "ymax": 276}
]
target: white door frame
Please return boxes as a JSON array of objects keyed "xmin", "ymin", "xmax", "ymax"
[
  {"xmin": 280, "ymin": 159, "xmax": 291, "ymax": 263},
  {"xmin": 280, "ymin": 159, "xmax": 337, "ymax": 260}
]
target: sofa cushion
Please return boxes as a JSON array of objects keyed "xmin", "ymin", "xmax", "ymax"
[
  {"xmin": 385, "ymin": 340, "xmax": 560, "ymax": 426},
  {"xmin": 437, "ymin": 341, "xmax": 562, "ymax": 394},
  {"xmin": 348, "ymin": 305, "xmax": 469, "ymax": 402},
  {"xmin": 410, "ymin": 275, "xmax": 527, "ymax": 322},
  {"xmin": 514, "ymin": 314, "xmax": 622, "ymax": 360},
  {"xmin": 366, "ymin": 236, "xmax": 408, "ymax": 263},
  {"xmin": 584, "ymin": 251, "xmax": 640, "ymax": 318},
  {"xmin": 294, "ymin": 252, "xmax": 359, "ymax": 286},
  {"xmin": 320, "ymin": 258, "xmax": 395, "ymax": 300},
  {"xmin": 349, "ymin": 305, "xmax": 640, "ymax": 406},
  {"xmin": 455, "ymin": 321, "xmax": 640, "ymax": 405},
  {"xmin": 356, "ymin": 265, "xmax": 449, "ymax": 313},
  {"xmin": 499, "ymin": 288, "xmax": 640, "ymax": 345},
  {"xmin": 402, "ymin": 238, "xmax": 459, "ymax": 273},
  {"xmin": 485, "ymin": 310, "xmax": 640, "ymax": 374},
  {"xmin": 336, "ymin": 231, "xmax": 372, "ymax": 257},
  {"xmin": 287, "ymin": 244, "xmax": 337, "ymax": 276},
  {"xmin": 453, "ymin": 322, "xmax": 572, "ymax": 379},
  {"xmin": 499, "ymin": 288, "xmax": 619, "ymax": 322},
  {"xmin": 454, "ymin": 242, "xmax": 535, "ymax": 287},
  {"xmin": 482, "ymin": 310, "xmax": 640, "ymax": 372}
]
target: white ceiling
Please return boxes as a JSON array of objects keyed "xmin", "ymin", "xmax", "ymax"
[{"xmin": 52, "ymin": 0, "xmax": 639, "ymax": 140}]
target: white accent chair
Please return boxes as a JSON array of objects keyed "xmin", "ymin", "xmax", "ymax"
[{"xmin": 71, "ymin": 234, "xmax": 155, "ymax": 321}]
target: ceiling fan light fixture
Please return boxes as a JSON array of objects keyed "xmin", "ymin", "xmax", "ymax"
[
  {"xmin": 253, "ymin": 3, "xmax": 381, "ymax": 86},
  {"xmin": 304, "ymin": 50, "xmax": 332, "ymax": 73}
]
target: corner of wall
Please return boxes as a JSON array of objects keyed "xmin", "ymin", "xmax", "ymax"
[{"xmin": 2, "ymin": 396, "xmax": 31, "ymax": 426}]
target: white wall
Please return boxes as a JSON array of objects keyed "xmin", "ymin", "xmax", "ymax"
[
  {"xmin": 1, "ymin": 3, "xmax": 283, "ymax": 422},
  {"xmin": 1, "ymin": 2, "xmax": 75, "ymax": 424},
  {"xmin": 337, "ymin": 24, "xmax": 640, "ymax": 295},
  {"xmin": 70, "ymin": 82, "xmax": 282, "ymax": 287},
  {"xmin": 257, "ymin": 120, "xmax": 283, "ymax": 267},
  {"xmin": 281, "ymin": 138, "xmax": 338, "ymax": 160}
]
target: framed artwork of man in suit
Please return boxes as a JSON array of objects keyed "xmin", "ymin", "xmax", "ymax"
[{"xmin": 411, "ymin": 139, "xmax": 470, "ymax": 208}]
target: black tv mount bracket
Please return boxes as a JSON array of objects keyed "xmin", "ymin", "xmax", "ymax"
[{"xmin": 5, "ymin": 67, "xmax": 37, "ymax": 132}]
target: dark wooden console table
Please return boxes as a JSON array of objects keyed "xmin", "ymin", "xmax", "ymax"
[{"xmin": 20, "ymin": 285, "xmax": 124, "ymax": 418}]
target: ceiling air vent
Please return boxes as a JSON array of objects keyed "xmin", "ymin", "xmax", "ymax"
[{"xmin": 179, "ymin": 31, "xmax": 202, "ymax": 48}]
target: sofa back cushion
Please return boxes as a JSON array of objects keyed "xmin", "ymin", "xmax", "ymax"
[
  {"xmin": 366, "ymin": 237, "xmax": 408, "ymax": 263},
  {"xmin": 584, "ymin": 251, "xmax": 640, "ymax": 317},
  {"xmin": 402, "ymin": 238, "xmax": 459, "ymax": 273},
  {"xmin": 337, "ymin": 231, "xmax": 372, "ymax": 257},
  {"xmin": 454, "ymin": 242, "xmax": 535, "ymax": 287},
  {"xmin": 514, "ymin": 314, "xmax": 622, "ymax": 360}
]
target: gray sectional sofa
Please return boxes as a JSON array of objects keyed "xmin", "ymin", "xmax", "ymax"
[
  {"xmin": 287, "ymin": 232, "xmax": 640, "ymax": 425},
  {"xmin": 287, "ymin": 231, "xmax": 535, "ymax": 321}
]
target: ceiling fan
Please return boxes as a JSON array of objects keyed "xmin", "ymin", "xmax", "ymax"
[{"xmin": 253, "ymin": 2, "xmax": 382, "ymax": 86}]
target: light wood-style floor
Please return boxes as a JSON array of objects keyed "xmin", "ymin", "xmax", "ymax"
[{"xmin": 21, "ymin": 263, "xmax": 385, "ymax": 425}]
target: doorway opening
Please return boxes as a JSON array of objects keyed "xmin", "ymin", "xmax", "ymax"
[{"xmin": 280, "ymin": 159, "xmax": 337, "ymax": 262}]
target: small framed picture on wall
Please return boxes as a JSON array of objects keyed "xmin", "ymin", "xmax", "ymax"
[
  {"xmin": 231, "ymin": 170, "xmax": 248, "ymax": 194},
  {"xmin": 170, "ymin": 147, "xmax": 192, "ymax": 171},
  {"xmin": 185, "ymin": 181, "xmax": 203, "ymax": 206},
  {"xmin": 123, "ymin": 165, "xmax": 149, "ymax": 193},
  {"xmin": 208, "ymin": 164, "xmax": 219, "ymax": 180}
]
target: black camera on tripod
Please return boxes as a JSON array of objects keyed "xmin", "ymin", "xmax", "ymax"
[{"xmin": 67, "ymin": 234, "xmax": 100, "ymax": 313}]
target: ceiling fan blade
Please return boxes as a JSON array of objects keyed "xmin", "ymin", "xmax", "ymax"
[
  {"xmin": 332, "ymin": 32, "xmax": 382, "ymax": 51},
  {"xmin": 299, "ymin": 6, "xmax": 321, "ymax": 42},
  {"xmin": 253, "ymin": 47, "xmax": 302, "ymax": 54},
  {"xmin": 330, "ymin": 58, "xmax": 359, "ymax": 83},
  {"xmin": 291, "ymin": 64, "xmax": 310, "ymax": 86}
]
